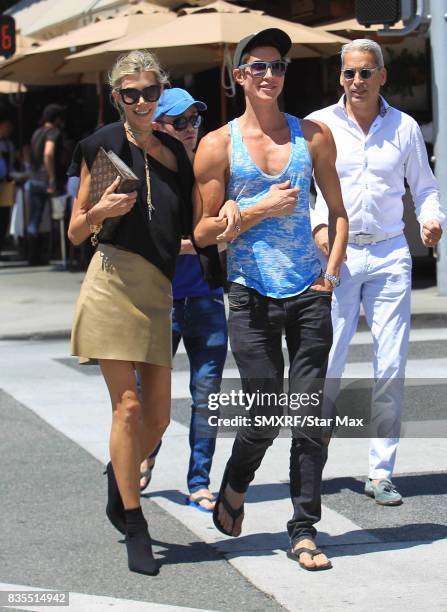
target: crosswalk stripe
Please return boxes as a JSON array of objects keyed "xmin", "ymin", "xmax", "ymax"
[{"xmin": 0, "ymin": 583, "xmax": 209, "ymax": 611}]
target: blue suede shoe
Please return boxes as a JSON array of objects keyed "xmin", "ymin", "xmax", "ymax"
[{"xmin": 365, "ymin": 479, "xmax": 403, "ymax": 506}]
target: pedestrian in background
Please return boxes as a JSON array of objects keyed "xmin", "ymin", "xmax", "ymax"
[
  {"xmin": 308, "ymin": 39, "xmax": 445, "ymax": 505},
  {"xmin": 27, "ymin": 103, "xmax": 66, "ymax": 265},
  {"xmin": 0, "ymin": 113, "xmax": 16, "ymax": 260},
  {"xmin": 138, "ymin": 88, "xmax": 228, "ymax": 513}
]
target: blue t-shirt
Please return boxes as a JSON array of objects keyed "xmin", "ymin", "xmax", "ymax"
[{"xmin": 172, "ymin": 254, "xmax": 223, "ymax": 300}]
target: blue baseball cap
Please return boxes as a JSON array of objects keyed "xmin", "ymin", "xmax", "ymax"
[{"xmin": 154, "ymin": 88, "xmax": 207, "ymax": 120}]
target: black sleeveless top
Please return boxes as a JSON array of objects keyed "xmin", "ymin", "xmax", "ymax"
[{"xmin": 69, "ymin": 122, "xmax": 222, "ymax": 287}]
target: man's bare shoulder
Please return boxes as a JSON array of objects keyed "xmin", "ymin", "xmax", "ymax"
[
  {"xmin": 195, "ymin": 125, "xmax": 230, "ymax": 178},
  {"xmin": 301, "ymin": 119, "xmax": 336, "ymax": 164},
  {"xmin": 301, "ymin": 118, "xmax": 333, "ymax": 145},
  {"xmin": 197, "ymin": 125, "xmax": 230, "ymax": 157}
]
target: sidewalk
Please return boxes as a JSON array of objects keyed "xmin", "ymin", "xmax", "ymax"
[{"xmin": 1, "ymin": 265, "xmax": 446, "ymax": 339}]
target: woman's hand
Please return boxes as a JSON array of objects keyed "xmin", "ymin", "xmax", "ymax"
[
  {"xmin": 216, "ymin": 200, "xmax": 242, "ymax": 242},
  {"xmin": 94, "ymin": 176, "xmax": 137, "ymax": 222}
]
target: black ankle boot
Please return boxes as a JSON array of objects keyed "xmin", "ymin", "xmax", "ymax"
[
  {"xmin": 125, "ymin": 507, "xmax": 158, "ymax": 576},
  {"xmin": 104, "ymin": 461, "xmax": 126, "ymax": 535}
]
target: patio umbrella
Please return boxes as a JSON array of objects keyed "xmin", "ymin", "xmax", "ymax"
[
  {"xmin": 0, "ymin": 10, "xmax": 175, "ymax": 84},
  {"xmin": 60, "ymin": 2, "xmax": 349, "ymax": 120},
  {"xmin": 62, "ymin": 2, "xmax": 349, "ymax": 72}
]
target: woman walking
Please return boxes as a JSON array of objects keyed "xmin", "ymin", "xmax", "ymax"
[{"xmin": 68, "ymin": 50, "xmax": 220, "ymax": 575}]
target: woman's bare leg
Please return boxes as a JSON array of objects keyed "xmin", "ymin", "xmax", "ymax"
[
  {"xmin": 100, "ymin": 359, "xmax": 171, "ymax": 508},
  {"xmin": 100, "ymin": 359, "xmax": 144, "ymax": 510},
  {"xmin": 100, "ymin": 359, "xmax": 167, "ymax": 576}
]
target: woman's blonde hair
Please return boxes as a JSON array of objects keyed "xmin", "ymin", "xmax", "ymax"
[{"xmin": 108, "ymin": 49, "xmax": 169, "ymax": 113}]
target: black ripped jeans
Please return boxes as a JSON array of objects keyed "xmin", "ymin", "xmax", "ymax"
[{"xmin": 226, "ymin": 282, "xmax": 333, "ymax": 544}]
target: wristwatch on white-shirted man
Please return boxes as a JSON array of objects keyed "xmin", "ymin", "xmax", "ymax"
[{"xmin": 322, "ymin": 271, "xmax": 341, "ymax": 288}]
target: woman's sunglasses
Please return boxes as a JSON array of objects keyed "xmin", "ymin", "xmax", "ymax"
[
  {"xmin": 118, "ymin": 85, "xmax": 161, "ymax": 105},
  {"xmin": 158, "ymin": 114, "xmax": 202, "ymax": 132},
  {"xmin": 342, "ymin": 67, "xmax": 379, "ymax": 80},
  {"xmin": 238, "ymin": 59, "xmax": 289, "ymax": 78}
]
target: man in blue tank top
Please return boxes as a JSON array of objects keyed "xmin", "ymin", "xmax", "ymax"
[
  {"xmin": 139, "ymin": 88, "xmax": 228, "ymax": 513},
  {"xmin": 194, "ymin": 29, "xmax": 348, "ymax": 570}
]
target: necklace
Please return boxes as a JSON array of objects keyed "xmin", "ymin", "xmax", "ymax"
[
  {"xmin": 124, "ymin": 122, "xmax": 155, "ymax": 222},
  {"xmin": 144, "ymin": 153, "xmax": 155, "ymax": 221}
]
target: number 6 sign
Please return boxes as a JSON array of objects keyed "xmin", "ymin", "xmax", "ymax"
[{"xmin": 0, "ymin": 16, "xmax": 16, "ymax": 59}]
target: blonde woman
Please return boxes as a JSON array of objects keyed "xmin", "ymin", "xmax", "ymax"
[{"xmin": 68, "ymin": 50, "xmax": 221, "ymax": 576}]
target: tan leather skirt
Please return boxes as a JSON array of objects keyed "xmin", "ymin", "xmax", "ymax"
[{"xmin": 71, "ymin": 244, "xmax": 172, "ymax": 367}]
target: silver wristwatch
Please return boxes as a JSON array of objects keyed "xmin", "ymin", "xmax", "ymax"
[{"xmin": 322, "ymin": 271, "xmax": 340, "ymax": 288}]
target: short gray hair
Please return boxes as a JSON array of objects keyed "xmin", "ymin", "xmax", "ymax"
[
  {"xmin": 108, "ymin": 49, "xmax": 169, "ymax": 90},
  {"xmin": 341, "ymin": 39, "xmax": 384, "ymax": 69}
]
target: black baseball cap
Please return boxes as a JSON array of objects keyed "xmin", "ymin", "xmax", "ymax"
[{"xmin": 233, "ymin": 28, "xmax": 292, "ymax": 69}]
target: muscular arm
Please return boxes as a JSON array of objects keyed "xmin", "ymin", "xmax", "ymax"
[
  {"xmin": 192, "ymin": 129, "xmax": 229, "ymax": 247},
  {"xmin": 193, "ymin": 128, "xmax": 299, "ymax": 247},
  {"xmin": 302, "ymin": 119, "xmax": 348, "ymax": 278}
]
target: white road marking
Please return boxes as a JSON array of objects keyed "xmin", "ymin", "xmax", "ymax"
[{"xmin": 0, "ymin": 582, "xmax": 209, "ymax": 611}]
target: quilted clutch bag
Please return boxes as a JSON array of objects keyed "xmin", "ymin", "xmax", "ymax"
[{"xmin": 89, "ymin": 147, "xmax": 140, "ymax": 243}]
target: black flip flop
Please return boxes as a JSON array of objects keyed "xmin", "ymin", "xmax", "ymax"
[
  {"xmin": 139, "ymin": 464, "xmax": 154, "ymax": 493},
  {"xmin": 287, "ymin": 542, "xmax": 332, "ymax": 571},
  {"xmin": 212, "ymin": 465, "xmax": 244, "ymax": 537}
]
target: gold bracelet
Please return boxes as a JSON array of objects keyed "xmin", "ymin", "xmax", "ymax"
[{"xmin": 86, "ymin": 209, "xmax": 102, "ymax": 247}]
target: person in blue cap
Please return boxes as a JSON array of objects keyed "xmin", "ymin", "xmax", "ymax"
[{"xmin": 139, "ymin": 88, "xmax": 228, "ymax": 513}]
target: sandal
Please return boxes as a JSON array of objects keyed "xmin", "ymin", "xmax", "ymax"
[
  {"xmin": 186, "ymin": 494, "xmax": 216, "ymax": 513},
  {"xmin": 287, "ymin": 537, "xmax": 332, "ymax": 571},
  {"xmin": 139, "ymin": 461, "xmax": 155, "ymax": 493},
  {"xmin": 212, "ymin": 465, "xmax": 244, "ymax": 537}
]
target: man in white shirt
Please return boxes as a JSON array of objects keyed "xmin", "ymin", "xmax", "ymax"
[{"xmin": 308, "ymin": 39, "xmax": 445, "ymax": 505}]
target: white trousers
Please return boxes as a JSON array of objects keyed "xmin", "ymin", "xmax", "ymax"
[{"xmin": 327, "ymin": 234, "xmax": 412, "ymax": 480}]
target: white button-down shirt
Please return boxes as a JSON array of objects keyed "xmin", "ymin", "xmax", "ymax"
[{"xmin": 307, "ymin": 96, "xmax": 445, "ymax": 233}]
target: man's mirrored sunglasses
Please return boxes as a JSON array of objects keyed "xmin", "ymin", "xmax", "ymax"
[
  {"xmin": 118, "ymin": 85, "xmax": 162, "ymax": 105},
  {"xmin": 342, "ymin": 67, "xmax": 379, "ymax": 80},
  {"xmin": 238, "ymin": 59, "xmax": 289, "ymax": 78},
  {"xmin": 158, "ymin": 114, "xmax": 202, "ymax": 132}
]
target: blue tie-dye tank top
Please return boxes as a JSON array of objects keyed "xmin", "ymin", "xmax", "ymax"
[{"xmin": 226, "ymin": 113, "xmax": 321, "ymax": 298}]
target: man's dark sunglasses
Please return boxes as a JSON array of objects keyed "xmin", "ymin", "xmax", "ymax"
[
  {"xmin": 158, "ymin": 114, "xmax": 202, "ymax": 132},
  {"xmin": 342, "ymin": 67, "xmax": 379, "ymax": 80},
  {"xmin": 118, "ymin": 85, "xmax": 161, "ymax": 105},
  {"xmin": 238, "ymin": 59, "xmax": 289, "ymax": 78}
]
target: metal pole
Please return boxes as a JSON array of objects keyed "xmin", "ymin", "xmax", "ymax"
[{"xmin": 430, "ymin": 0, "xmax": 447, "ymax": 294}]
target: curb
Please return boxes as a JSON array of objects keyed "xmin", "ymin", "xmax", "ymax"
[
  {"xmin": 0, "ymin": 330, "xmax": 71, "ymax": 341},
  {"xmin": 1, "ymin": 312, "xmax": 446, "ymax": 342},
  {"xmin": 357, "ymin": 312, "xmax": 447, "ymax": 331}
]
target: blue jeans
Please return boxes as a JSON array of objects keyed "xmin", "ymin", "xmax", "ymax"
[
  {"xmin": 27, "ymin": 179, "xmax": 49, "ymax": 237},
  {"xmin": 173, "ymin": 295, "xmax": 227, "ymax": 493}
]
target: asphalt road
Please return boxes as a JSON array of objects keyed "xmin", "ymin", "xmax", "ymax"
[{"xmin": 1, "ymin": 328, "xmax": 447, "ymax": 611}]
